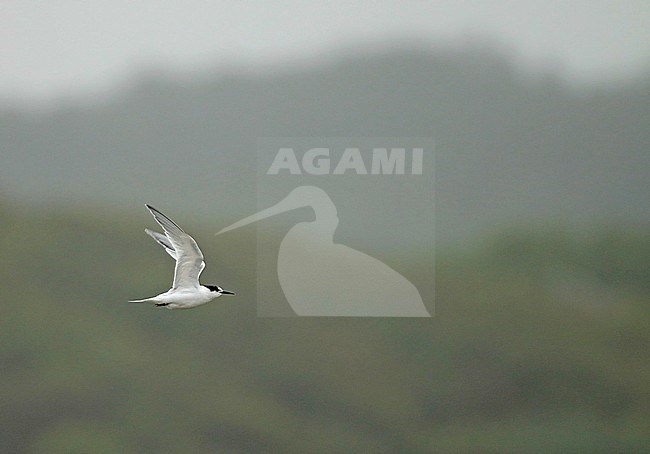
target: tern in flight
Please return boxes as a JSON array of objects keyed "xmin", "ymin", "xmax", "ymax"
[{"xmin": 129, "ymin": 204, "xmax": 234, "ymax": 309}]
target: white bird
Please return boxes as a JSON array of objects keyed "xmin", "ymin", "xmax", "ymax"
[{"xmin": 129, "ymin": 204, "xmax": 234, "ymax": 309}]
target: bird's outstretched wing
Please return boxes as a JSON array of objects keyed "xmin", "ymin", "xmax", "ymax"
[{"xmin": 145, "ymin": 204, "xmax": 205, "ymax": 289}]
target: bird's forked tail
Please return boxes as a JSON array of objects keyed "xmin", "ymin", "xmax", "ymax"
[{"xmin": 128, "ymin": 297, "xmax": 155, "ymax": 303}]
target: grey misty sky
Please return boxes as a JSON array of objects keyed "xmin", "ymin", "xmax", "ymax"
[{"xmin": 2, "ymin": 0, "xmax": 649, "ymax": 103}]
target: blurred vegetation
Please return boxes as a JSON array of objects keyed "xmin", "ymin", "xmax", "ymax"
[
  {"xmin": 1, "ymin": 202, "xmax": 648, "ymax": 452},
  {"xmin": 1, "ymin": 43, "xmax": 649, "ymax": 452},
  {"xmin": 2, "ymin": 46, "xmax": 648, "ymax": 244}
]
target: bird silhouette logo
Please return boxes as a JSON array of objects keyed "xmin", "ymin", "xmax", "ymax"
[{"xmin": 217, "ymin": 186, "xmax": 430, "ymax": 317}]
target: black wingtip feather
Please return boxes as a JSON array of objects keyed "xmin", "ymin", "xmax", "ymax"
[{"xmin": 144, "ymin": 204, "xmax": 185, "ymax": 232}]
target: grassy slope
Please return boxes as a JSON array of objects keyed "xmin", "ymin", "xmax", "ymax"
[{"xmin": 1, "ymin": 204, "xmax": 648, "ymax": 452}]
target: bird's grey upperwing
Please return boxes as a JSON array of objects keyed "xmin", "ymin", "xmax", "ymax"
[
  {"xmin": 145, "ymin": 228, "xmax": 177, "ymax": 259},
  {"xmin": 145, "ymin": 204, "xmax": 205, "ymax": 289}
]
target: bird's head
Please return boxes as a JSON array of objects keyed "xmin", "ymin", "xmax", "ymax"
[{"xmin": 205, "ymin": 285, "xmax": 235, "ymax": 295}]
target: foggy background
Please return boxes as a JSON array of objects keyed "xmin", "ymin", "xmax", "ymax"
[{"xmin": 1, "ymin": 1, "xmax": 649, "ymax": 452}]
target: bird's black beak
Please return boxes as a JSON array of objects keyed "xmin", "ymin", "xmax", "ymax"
[{"xmin": 221, "ymin": 290, "xmax": 235, "ymax": 295}]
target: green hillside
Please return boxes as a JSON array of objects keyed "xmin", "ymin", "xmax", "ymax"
[
  {"xmin": 2, "ymin": 47, "xmax": 649, "ymax": 244},
  {"xmin": 1, "ymin": 202, "xmax": 648, "ymax": 452}
]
